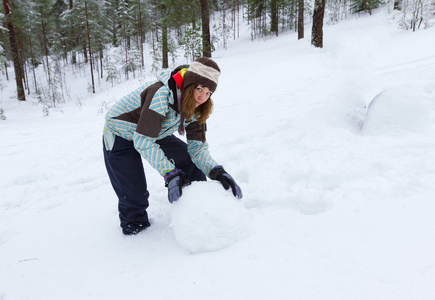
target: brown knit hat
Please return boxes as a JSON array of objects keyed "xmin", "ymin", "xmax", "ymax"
[{"xmin": 182, "ymin": 57, "xmax": 221, "ymax": 92}]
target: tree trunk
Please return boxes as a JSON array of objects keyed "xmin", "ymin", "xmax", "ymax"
[
  {"xmin": 5, "ymin": 62, "xmax": 8, "ymax": 81},
  {"xmin": 311, "ymin": 0, "xmax": 325, "ymax": 48},
  {"xmin": 126, "ymin": 0, "xmax": 131, "ymax": 50},
  {"xmin": 298, "ymin": 0, "xmax": 304, "ymax": 39},
  {"xmin": 27, "ymin": 16, "xmax": 38, "ymax": 91},
  {"xmin": 85, "ymin": 0, "xmax": 95, "ymax": 93},
  {"xmin": 237, "ymin": 0, "xmax": 240, "ymax": 38},
  {"xmin": 232, "ymin": 1, "xmax": 235, "ymax": 39},
  {"xmin": 200, "ymin": 0, "xmax": 211, "ymax": 57},
  {"xmin": 18, "ymin": 41, "xmax": 27, "ymax": 92},
  {"xmin": 3, "ymin": 0, "xmax": 25, "ymax": 100},
  {"xmin": 222, "ymin": 0, "xmax": 227, "ymax": 49},
  {"xmin": 138, "ymin": 0, "xmax": 144, "ymax": 66},
  {"xmin": 100, "ymin": 47, "xmax": 103, "ymax": 79},
  {"xmin": 161, "ymin": 4, "xmax": 168, "ymax": 68},
  {"xmin": 28, "ymin": 23, "xmax": 38, "ymax": 92},
  {"xmin": 83, "ymin": 43, "xmax": 88, "ymax": 63},
  {"xmin": 124, "ymin": 38, "xmax": 129, "ymax": 79},
  {"xmin": 40, "ymin": 5, "xmax": 51, "ymax": 83},
  {"xmin": 69, "ymin": 0, "xmax": 77, "ymax": 64},
  {"xmin": 270, "ymin": 0, "xmax": 278, "ymax": 36},
  {"xmin": 162, "ymin": 23, "xmax": 168, "ymax": 68},
  {"xmin": 19, "ymin": 47, "xmax": 29, "ymax": 94}
]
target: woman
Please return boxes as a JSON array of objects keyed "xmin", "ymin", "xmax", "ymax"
[{"xmin": 103, "ymin": 57, "xmax": 243, "ymax": 235}]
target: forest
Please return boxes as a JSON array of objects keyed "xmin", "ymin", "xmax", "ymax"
[{"xmin": 1, "ymin": 0, "xmax": 434, "ymax": 104}]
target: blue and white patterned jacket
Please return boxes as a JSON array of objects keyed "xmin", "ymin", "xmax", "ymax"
[{"xmin": 104, "ymin": 69, "xmax": 218, "ymax": 177}]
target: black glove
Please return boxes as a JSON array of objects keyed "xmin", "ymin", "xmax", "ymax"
[
  {"xmin": 209, "ymin": 166, "xmax": 243, "ymax": 199},
  {"xmin": 164, "ymin": 169, "xmax": 191, "ymax": 203}
]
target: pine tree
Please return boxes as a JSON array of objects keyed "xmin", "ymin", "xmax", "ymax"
[
  {"xmin": 37, "ymin": 0, "xmax": 52, "ymax": 83},
  {"xmin": 298, "ymin": 0, "xmax": 304, "ymax": 39},
  {"xmin": 311, "ymin": 0, "xmax": 325, "ymax": 47},
  {"xmin": 201, "ymin": 0, "xmax": 212, "ymax": 57},
  {"xmin": 160, "ymin": 3, "xmax": 168, "ymax": 68},
  {"xmin": 351, "ymin": 0, "xmax": 383, "ymax": 14},
  {"xmin": 270, "ymin": 0, "xmax": 278, "ymax": 36},
  {"xmin": 137, "ymin": 0, "xmax": 145, "ymax": 66},
  {"xmin": 3, "ymin": 0, "xmax": 26, "ymax": 100},
  {"xmin": 84, "ymin": 0, "xmax": 95, "ymax": 93}
]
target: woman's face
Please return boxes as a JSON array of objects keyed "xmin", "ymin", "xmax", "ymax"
[{"xmin": 194, "ymin": 85, "xmax": 212, "ymax": 107}]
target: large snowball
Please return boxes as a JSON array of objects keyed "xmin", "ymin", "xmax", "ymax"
[
  {"xmin": 171, "ymin": 181, "xmax": 250, "ymax": 254},
  {"xmin": 362, "ymin": 87, "xmax": 431, "ymax": 135}
]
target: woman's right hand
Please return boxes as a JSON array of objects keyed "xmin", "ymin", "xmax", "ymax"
[{"xmin": 165, "ymin": 169, "xmax": 191, "ymax": 203}]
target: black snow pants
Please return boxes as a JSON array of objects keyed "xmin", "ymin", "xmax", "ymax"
[{"xmin": 103, "ymin": 134, "xmax": 206, "ymax": 229}]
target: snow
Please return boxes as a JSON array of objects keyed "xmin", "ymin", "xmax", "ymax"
[
  {"xmin": 362, "ymin": 87, "xmax": 432, "ymax": 135},
  {"xmin": 171, "ymin": 182, "xmax": 250, "ymax": 254},
  {"xmin": 1, "ymin": 8, "xmax": 435, "ymax": 300}
]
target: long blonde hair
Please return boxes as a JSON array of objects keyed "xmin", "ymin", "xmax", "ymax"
[{"xmin": 178, "ymin": 84, "xmax": 213, "ymax": 135}]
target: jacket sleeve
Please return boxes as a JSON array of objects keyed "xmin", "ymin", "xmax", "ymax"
[
  {"xmin": 133, "ymin": 132, "xmax": 175, "ymax": 176},
  {"xmin": 186, "ymin": 122, "xmax": 218, "ymax": 176}
]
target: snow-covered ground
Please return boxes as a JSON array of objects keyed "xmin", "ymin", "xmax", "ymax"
[{"xmin": 1, "ymin": 9, "xmax": 435, "ymax": 299}]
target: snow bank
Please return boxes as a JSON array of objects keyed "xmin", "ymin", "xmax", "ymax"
[
  {"xmin": 171, "ymin": 182, "xmax": 250, "ymax": 254},
  {"xmin": 362, "ymin": 87, "xmax": 432, "ymax": 135}
]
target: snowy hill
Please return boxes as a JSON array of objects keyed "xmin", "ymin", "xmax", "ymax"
[{"xmin": 1, "ymin": 9, "xmax": 435, "ymax": 299}]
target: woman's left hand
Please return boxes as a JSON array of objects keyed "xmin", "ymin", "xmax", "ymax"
[{"xmin": 209, "ymin": 166, "xmax": 243, "ymax": 199}]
